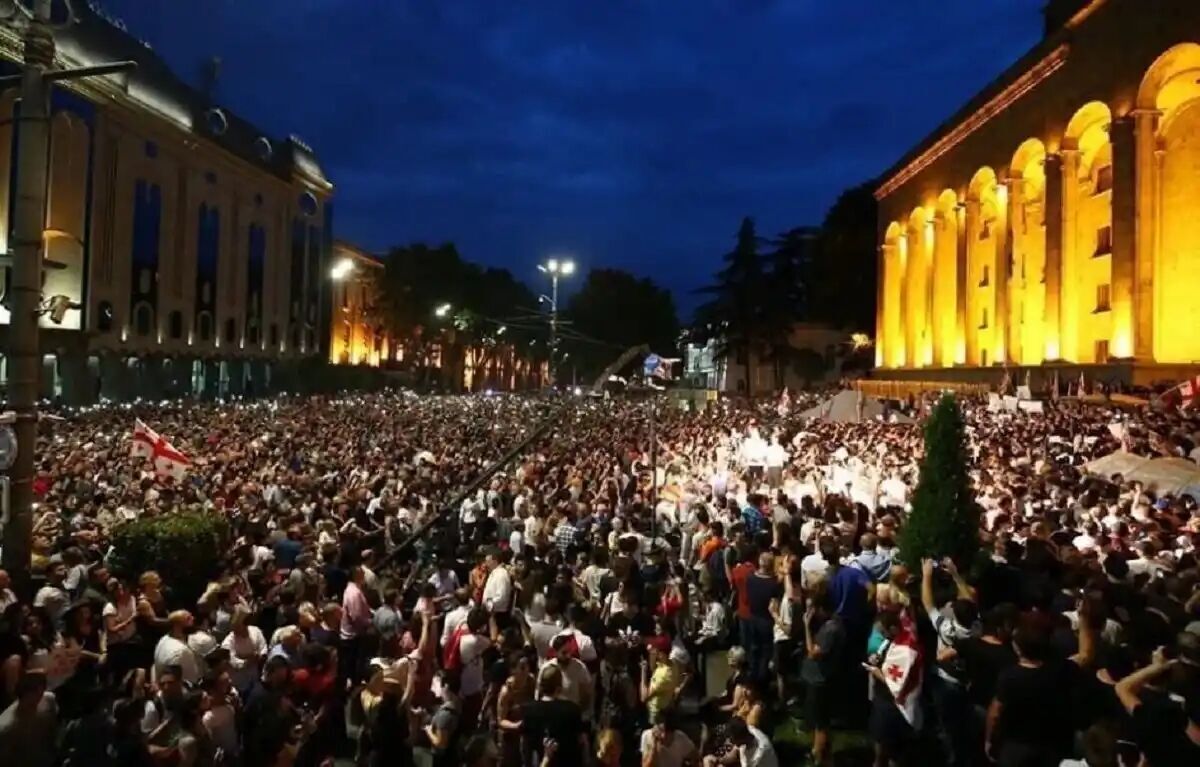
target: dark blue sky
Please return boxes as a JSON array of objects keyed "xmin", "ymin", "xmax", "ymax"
[{"xmin": 105, "ymin": 0, "xmax": 1045, "ymax": 309}]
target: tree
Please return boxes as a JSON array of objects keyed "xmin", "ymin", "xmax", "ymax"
[
  {"xmin": 898, "ymin": 395, "xmax": 980, "ymax": 567},
  {"xmin": 808, "ymin": 183, "xmax": 878, "ymax": 331},
  {"xmin": 377, "ymin": 243, "xmax": 541, "ymax": 390},
  {"xmin": 764, "ymin": 226, "xmax": 819, "ymax": 388},
  {"xmin": 562, "ymin": 268, "xmax": 679, "ymax": 384},
  {"xmin": 109, "ymin": 511, "xmax": 231, "ymax": 608},
  {"xmin": 695, "ymin": 217, "xmax": 771, "ymax": 396}
]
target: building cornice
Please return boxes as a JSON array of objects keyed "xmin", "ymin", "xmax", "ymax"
[{"xmin": 875, "ymin": 44, "xmax": 1070, "ymax": 201}]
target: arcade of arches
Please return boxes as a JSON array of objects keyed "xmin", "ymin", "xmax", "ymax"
[{"xmin": 876, "ymin": 31, "xmax": 1200, "ymax": 376}]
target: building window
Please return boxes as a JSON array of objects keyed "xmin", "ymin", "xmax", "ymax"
[
  {"xmin": 269, "ymin": 324, "xmax": 279, "ymax": 347},
  {"xmin": 168, "ymin": 311, "xmax": 183, "ymax": 340},
  {"xmin": 1093, "ymin": 165, "xmax": 1113, "ymax": 195},
  {"xmin": 979, "ymin": 265, "xmax": 990, "ymax": 287},
  {"xmin": 304, "ymin": 328, "xmax": 315, "ymax": 351},
  {"xmin": 134, "ymin": 303, "xmax": 154, "ymax": 337},
  {"xmin": 1095, "ymin": 283, "xmax": 1111, "ymax": 312},
  {"xmin": 980, "ymin": 349, "xmax": 989, "ymax": 367},
  {"xmin": 224, "ymin": 318, "xmax": 236, "ymax": 344},
  {"xmin": 198, "ymin": 312, "xmax": 213, "ymax": 341},
  {"xmin": 96, "ymin": 301, "xmax": 114, "ymax": 332},
  {"xmin": 1095, "ymin": 225, "xmax": 1113, "ymax": 257},
  {"xmin": 247, "ymin": 323, "xmax": 260, "ymax": 345},
  {"xmin": 1095, "ymin": 339, "xmax": 1110, "ymax": 362},
  {"xmin": 979, "ymin": 309, "xmax": 989, "ymax": 329},
  {"xmin": 290, "ymin": 325, "xmax": 301, "ymax": 351}
]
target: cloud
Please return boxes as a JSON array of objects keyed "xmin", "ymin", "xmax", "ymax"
[{"xmin": 104, "ymin": 0, "xmax": 1046, "ymax": 312}]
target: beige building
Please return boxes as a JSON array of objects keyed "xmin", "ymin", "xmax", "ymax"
[
  {"xmin": 0, "ymin": 6, "xmax": 332, "ymax": 403},
  {"xmin": 875, "ymin": 0, "xmax": 1200, "ymax": 385},
  {"xmin": 329, "ymin": 241, "xmax": 391, "ymax": 368}
]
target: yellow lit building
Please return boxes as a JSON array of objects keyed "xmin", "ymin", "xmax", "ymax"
[
  {"xmin": 875, "ymin": 0, "xmax": 1200, "ymax": 385},
  {"xmin": 329, "ymin": 241, "xmax": 390, "ymax": 367},
  {"xmin": 0, "ymin": 6, "xmax": 333, "ymax": 403}
]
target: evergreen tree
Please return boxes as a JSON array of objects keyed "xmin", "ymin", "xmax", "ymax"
[
  {"xmin": 695, "ymin": 217, "xmax": 769, "ymax": 396},
  {"xmin": 898, "ymin": 395, "xmax": 980, "ymax": 567}
]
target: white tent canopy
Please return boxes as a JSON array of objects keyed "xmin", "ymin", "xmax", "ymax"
[
  {"xmin": 1084, "ymin": 450, "xmax": 1200, "ymax": 501},
  {"xmin": 798, "ymin": 389, "xmax": 914, "ymax": 424}
]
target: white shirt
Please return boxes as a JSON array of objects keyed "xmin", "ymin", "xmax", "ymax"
[
  {"xmin": 639, "ymin": 729, "xmax": 696, "ymax": 767},
  {"xmin": 540, "ymin": 657, "xmax": 591, "ymax": 713},
  {"xmin": 800, "ymin": 552, "xmax": 829, "ymax": 587},
  {"xmin": 222, "ymin": 627, "xmax": 268, "ymax": 692},
  {"xmin": 458, "ymin": 633, "xmax": 491, "ymax": 697},
  {"xmin": 482, "ymin": 566, "xmax": 513, "ymax": 613},
  {"xmin": 153, "ymin": 634, "xmax": 201, "ymax": 685},
  {"xmin": 441, "ymin": 604, "xmax": 472, "ymax": 647},
  {"xmin": 103, "ymin": 596, "xmax": 138, "ymax": 643},
  {"xmin": 738, "ymin": 725, "xmax": 779, "ymax": 767}
]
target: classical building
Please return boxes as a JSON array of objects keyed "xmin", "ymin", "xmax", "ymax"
[
  {"xmin": 875, "ymin": 0, "xmax": 1200, "ymax": 385},
  {"xmin": 0, "ymin": 5, "xmax": 333, "ymax": 404},
  {"xmin": 329, "ymin": 241, "xmax": 390, "ymax": 368}
]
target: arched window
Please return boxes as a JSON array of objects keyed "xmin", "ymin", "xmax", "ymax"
[
  {"xmin": 197, "ymin": 312, "xmax": 213, "ymax": 341},
  {"xmin": 168, "ymin": 311, "xmax": 184, "ymax": 340},
  {"xmin": 96, "ymin": 300, "xmax": 114, "ymax": 332},
  {"xmin": 224, "ymin": 318, "xmax": 236, "ymax": 344},
  {"xmin": 134, "ymin": 303, "xmax": 154, "ymax": 336}
]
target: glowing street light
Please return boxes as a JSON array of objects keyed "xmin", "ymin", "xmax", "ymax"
[
  {"xmin": 330, "ymin": 258, "xmax": 355, "ymax": 281},
  {"xmin": 538, "ymin": 257, "xmax": 576, "ymax": 387},
  {"xmin": 434, "ymin": 303, "xmax": 452, "ymax": 318}
]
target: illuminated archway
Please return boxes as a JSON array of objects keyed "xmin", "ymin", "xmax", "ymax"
[
  {"xmin": 967, "ymin": 167, "xmax": 999, "ymax": 366},
  {"xmin": 1062, "ymin": 101, "xmax": 1113, "ymax": 363},
  {"xmin": 905, "ymin": 207, "xmax": 932, "ymax": 367},
  {"xmin": 883, "ymin": 221, "xmax": 905, "ymax": 367},
  {"xmin": 1139, "ymin": 44, "xmax": 1200, "ymax": 363},
  {"xmin": 1010, "ymin": 138, "xmax": 1047, "ymax": 365},
  {"xmin": 933, "ymin": 190, "xmax": 960, "ymax": 366}
]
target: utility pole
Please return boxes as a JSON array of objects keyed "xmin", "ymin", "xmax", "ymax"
[
  {"xmin": 0, "ymin": 0, "xmax": 134, "ymax": 595},
  {"xmin": 538, "ymin": 258, "xmax": 574, "ymax": 388}
]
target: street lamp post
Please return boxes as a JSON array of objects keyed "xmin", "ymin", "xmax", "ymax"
[
  {"xmin": 538, "ymin": 258, "xmax": 574, "ymax": 387},
  {"xmin": 0, "ymin": 1, "xmax": 134, "ymax": 594}
]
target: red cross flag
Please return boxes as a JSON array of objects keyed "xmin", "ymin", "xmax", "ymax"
[
  {"xmin": 1159, "ymin": 374, "xmax": 1200, "ymax": 411},
  {"xmin": 879, "ymin": 615, "xmax": 924, "ymax": 727},
  {"xmin": 130, "ymin": 419, "xmax": 192, "ymax": 482}
]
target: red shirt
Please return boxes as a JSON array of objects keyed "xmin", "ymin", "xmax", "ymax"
[{"xmin": 731, "ymin": 562, "xmax": 756, "ymax": 619}]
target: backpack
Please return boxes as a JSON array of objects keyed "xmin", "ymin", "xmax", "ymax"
[{"xmin": 442, "ymin": 623, "xmax": 469, "ymax": 671}]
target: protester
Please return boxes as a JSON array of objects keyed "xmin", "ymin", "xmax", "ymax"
[{"xmin": 0, "ymin": 386, "xmax": 1193, "ymax": 767}]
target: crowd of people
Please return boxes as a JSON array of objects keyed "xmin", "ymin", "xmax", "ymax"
[{"xmin": 0, "ymin": 385, "xmax": 1198, "ymax": 767}]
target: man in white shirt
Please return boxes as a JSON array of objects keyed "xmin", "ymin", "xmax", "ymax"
[
  {"xmin": 153, "ymin": 610, "xmax": 201, "ymax": 686},
  {"xmin": 702, "ymin": 718, "xmax": 778, "ymax": 767},
  {"xmin": 640, "ymin": 710, "xmax": 698, "ymax": 767},
  {"xmin": 538, "ymin": 634, "xmax": 593, "ymax": 720},
  {"xmin": 481, "ymin": 550, "xmax": 513, "ymax": 619},
  {"xmin": 441, "ymin": 591, "xmax": 473, "ymax": 648}
]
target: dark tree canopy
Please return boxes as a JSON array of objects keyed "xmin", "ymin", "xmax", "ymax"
[
  {"xmin": 808, "ymin": 182, "xmax": 879, "ymax": 331},
  {"xmin": 562, "ymin": 268, "xmax": 680, "ymax": 384}
]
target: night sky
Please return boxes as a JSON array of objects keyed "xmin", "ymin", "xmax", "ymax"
[{"xmin": 104, "ymin": 0, "xmax": 1045, "ymax": 312}]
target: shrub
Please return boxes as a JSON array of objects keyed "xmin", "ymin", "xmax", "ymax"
[
  {"xmin": 108, "ymin": 510, "xmax": 231, "ymax": 608},
  {"xmin": 898, "ymin": 394, "xmax": 980, "ymax": 568}
]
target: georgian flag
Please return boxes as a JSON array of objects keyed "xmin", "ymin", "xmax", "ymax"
[
  {"xmin": 130, "ymin": 419, "xmax": 192, "ymax": 482},
  {"xmin": 879, "ymin": 617, "xmax": 924, "ymax": 727},
  {"xmin": 131, "ymin": 419, "xmax": 161, "ymax": 459},
  {"xmin": 1159, "ymin": 374, "xmax": 1200, "ymax": 410}
]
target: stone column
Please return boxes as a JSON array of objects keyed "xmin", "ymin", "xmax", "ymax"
[
  {"xmin": 1110, "ymin": 116, "xmax": 1137, "ymax": 360},
  {"xmin": 961, "ymin": 200, "xmax": 978, "ymax": 364},
  {"xmin": 896, "ymin": 240, "xmax": 908, "ymax": 368},
  {"xmin": 1043, "ymin": 154, "xmax": 1063, "ymax": 361},
  {"xmin": 58, "ymin": 351, "xmax": 92, "ymax": 406},
  {"xmin": 1132, "ymin": 110, "xmax": 1160, "ymax": 361},
  {"xmin": 1060, "ymin": 149, "xmax": 1081, "ymax": 361},
  {"xmin": 875, "ymin": 243, "xmax": 886, "ymax": 367},
  {"xmin": 998, "ymin": 177, "xmax": 1015, "ymax": 365},
  {"xmin": 932, "ymin": 212, "xmax": 947, "ymax": 366}
]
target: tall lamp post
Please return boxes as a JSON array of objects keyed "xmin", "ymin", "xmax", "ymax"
[
  {"xmin": 0, "ymin": 0, "xmax": 134, "ymax": 594},
  {"xmin": 537, "ymin": 258, "xmax": 574, "ymax": 387}
]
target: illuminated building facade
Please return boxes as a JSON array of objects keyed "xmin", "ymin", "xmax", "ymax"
[
  {"xmin": 329, "ymin": 241, "xmax": 390, "ymax": 367},
  {"xmin": 875, "ymin": 0, "xmax": 1200, "ymax": 384},
  {"xmin": 0, "ymin": 6, "xmax": 333, "ymax": 403}
]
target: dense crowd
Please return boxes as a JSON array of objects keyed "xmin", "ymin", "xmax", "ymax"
[{"xmin": 0, "ymin": 386, "xmax": 1198, "ymax": 767}]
